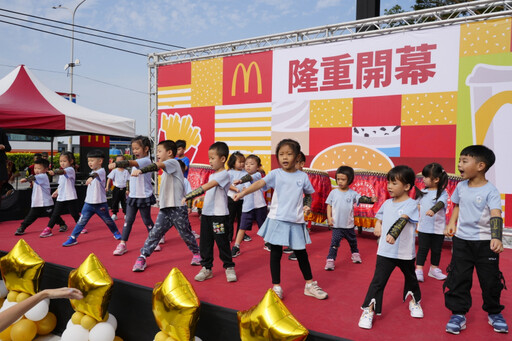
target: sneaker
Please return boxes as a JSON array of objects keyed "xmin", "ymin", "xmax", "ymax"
[
  {"xmin": 283, "ymin": 247, "xmax": 293, "ymax": 254},
  {"xmin": 415, "ymin": 269, "xmax": 424, "ymax": 282},
  {"xmin": 263, "ymin": 243, "xmax": 271, "ymax": 251},
  {"xmin": 190, "ymin": 254, "xmax": 201, "ymax": 266},
  {"xmin": 159, "ymin": 236, "xmax": 165, "ymax": 244},
  {"xmin": 358, "ymin": 308, "xmax": 374, "ymax": 329},
  {"xmin": 62, "ymin": 236, "xmax": 77, "ymax": 247},
  {"xmin": 81, "ymin": 228, "xmax": 88, "ymax": 234},
  {"xmin": 409, "ymin": 299, "xmax": 424, "ymax": 318},
  {"xmin": 272, "ymin": 285, "xmax": 283, "ymax": 299},
  {"xmin": 225, "ymin": 267, "xmax": 237, "ymax": 282},
  {"xmin": 428, "ymin": 267, "xmax": 447, "ymax": 281},
  {"xmin": 304, "ymin": 281, "xmax": 328, "ymax": 300},
  {"xmin": 132, "ymin": 257, "xmax": 147, "ymax": 272},
  {"xmin": 488, "ymin": 313, "xmax": 508, "ymax": 333},
  {"xmin": 154, "ymin": 244, "xmax": 161, "ymax": 252},
  {"xmin": 111, "ymin": 214, "xmax": 118, "ymax": 221},
  {"xmin": 58, "ymin": 224, "xmax": 68, "ymax": 232},
  {"xmin": 194, "ymin": 267, "xmax": 213, "ymax": 282},
  {"xmin": 192, "ymin": 230, "xmax": 200, "ymax": 239},
  {"xmin": 351, "ymin": 252, "xmax": 362, "ymax": 264},
  {"xmin": 113, "ymin": 231, "xmax": 122, "ymax": 240},
  {"xmin": 14, "ymin": 227, "xmax": 25, "ymax": 236},
  {"xmin": 40, "ymin": 227, "xmax": 53, "ymax": 238},
  {"xmin": 243, "ymin": 234, "xmax": 252, "ymax": 242},
  {"xmin": 231, "ymin": 245, "xmax": 241, "ymax": 258},
  {"xmin": 288, "ymin": 252, "xmax": 297, "ymax": 261},
  {"xmin": 324, "ymin": 259, "xmax": 335, "ymax": 271},
  {"xmin": 446, "ymin": 314, "xmax": 466, "ymax": 334},
  {"xmin": 113, "ymin": 243, "xmax": 127, "ymax": 256}
]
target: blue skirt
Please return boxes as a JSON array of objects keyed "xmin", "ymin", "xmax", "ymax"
[{"xmin": 257, "ymin": 218, "xmax": 311, "ymax": 250}]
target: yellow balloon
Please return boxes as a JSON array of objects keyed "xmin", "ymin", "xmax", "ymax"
[
  {"xmin": 237, "ymin": 289, "xmax": 309, "ymax": 341},
  {"xmin": 0, "ymin": 240, "xmax": 45, "ymax": 295},
  {"xmin": 15, "ymin": 292, "xmax": 30, "ymax": 303},
  {"xmin": 10, "ymin": 319, "xmax": 37, "ymax": 341},
  {"xmin": 71, "ymin": 311, "xmax": 84, "ymax": 325},
  {"xmin": 154, "ymin": 331, "xmax": 168, "ymax": 341},
  {"xmin": 68, "ymin": 254, "xmax": 113, "ymax": 322},
  {"xmin": 80, "ymin": 314, "xmax": 97, "ymax": 330},
  {"xmin": 35, "ymin": 312, "xmax": 57, "ymax": 335},
  {"xmin": 113, "ymin": 337, "xmax": 123, "ymax": 341},
  {"xmin": 152, "ymin": 268, "xmax": 200, "ymax": 341},
  {"xmin": 6, "ymin": 291, "xmax": 18, "ymax": 302},
  {"xmin": 0, "ymin": 324, "xmax": 12, "ymax": 341}
]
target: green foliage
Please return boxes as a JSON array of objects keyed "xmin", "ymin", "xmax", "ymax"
[
  {"xmin": 413, "ymin": 0, "xmax": 475, "ymax": 11},
  {"xmin": 384, "ymin": 4, "xmax": 405, "ymax": 15}
]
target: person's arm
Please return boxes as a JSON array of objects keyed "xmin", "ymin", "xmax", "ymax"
[
  {"xmin": 490, "ymin": 209, "xmax": 504, "ymax": 254},
  {"xmin": 0, "ymin": 288, "xmax": 83, "ymax": 332},
  {"xmin": 233, "ymin": 179, "xmax": 266, "ymax": 201},
  {"xmin": 181, "ymin": 179, "xmax": 220, "ymax": 204},
  {"xmin": 108, "ymin": 160, "xmax": 139, "ymax": 170},
  {"xmin": 132, "ymin": 162, "xmax": 164, "ymax": 177},
  {"xmin": 386, "ymin": 214, "xmax": 410, "ymax": 244},
  {"xmin": 444, "ymin": 204, "xmax": 459, "ymax": 237},
  {"xmin": 20, "ymin": 174, "xmax": 36, "ymax": 183},
  {"xmin": 105, "ymin": 178, "xmax": 112, "ymax": 191},
  {"xmin": 358, "ymin": 196, "xmax": 378, "ymax": 204},
  {"xmin": 426, "ymin": 201, "xmax": 445, "ymax": 217},
  {"xmin": 326, "ymin": 204, "xmax": 334, "ymax": 227},
  {"xmin": 373, "ymin": 219, "xmax": 382, "ymax": 237}
]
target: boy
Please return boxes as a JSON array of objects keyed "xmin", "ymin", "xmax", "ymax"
[
  {"xmin": 62, "ymin": 150, "xmax": 121, "ymax": 246},
  {"xmin": 175, "ymin": 139, "xmax": 190, "ymax": 178},
  {"xmin": 444, "ymin": 145, "xmax": 507, "ymax": 334},
  {"xmin": 325, "ymin": 166, "xmax": 377, "ymax": 270},
  {"xmin": 15, "ymin": 159, "xmax": 66, "ymax": 235},
  {"xmin": 106, "ymin": 155, "xmax": 130, "ymax": 220},
  {"xmin": 130, "ymin": 140, "xmax": 201, "ymax": 271},
  {"xmin": 183, "ymin": 141, "xmax": 237, "ymax": 282}
]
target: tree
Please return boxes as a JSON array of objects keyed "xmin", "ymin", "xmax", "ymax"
[
  {"xmin": 413, "ymin": 0, "xmax": 475, "ymax": 11},
  {"xmin": 384, "ymin": 5, "xmax": 405, "ymax": 15}
]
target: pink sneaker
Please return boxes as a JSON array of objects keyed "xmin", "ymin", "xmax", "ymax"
[
  {"xmin": 191, "ymin": 253, "xmax": 202, "ymax": 266},
  {"xmin": 351, "ymin": 253, "xmax": 362, "ymax": 264},
  {"xmin": 40, "ymin": 227, "xmax": 53, "ymax": 238},
  {"xmin": 113, "ymin": 242, "xmax": 127, "ymax": 256},
  {"xmin": 81, "ymin": 228, "xmax": 88, "ymax": 234},
  {"xmin": 132, "ymin": 257, "xmax": 146, "ymax": 272},
  {"xmin": 154, "ymin": 244, "xmax": 161, "ymax": 252}
]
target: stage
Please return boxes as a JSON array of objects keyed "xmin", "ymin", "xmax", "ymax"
[{"xmin": 0, "ymin": 208, "xmax": 510, "ymax": 340}]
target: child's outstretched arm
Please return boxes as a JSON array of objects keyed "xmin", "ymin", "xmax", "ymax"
[
  {"xmin": 48, "ymin": 169, "xmax": 66, "ymax": 176},
  {"xmin": 233, "ymin": 179, "xmax": 266, "ymax": 201},
  {"xmin": 490, "ymin": 209, "xmax": 504, "ymax": 254},
  {"xmin": 181, "ymin": 179, "xmax": 220, "ymax": 205},
  {"xmin": 359, "ymin": 196, "xmax": 378, "ymax": 204},
  {"xmin": 233, "ymin": 174, "xmax": 253, "ymax": 186},
  {"xmin": 131, "ymin": 162, "xmax": 164, "ymax": 177},
  {"xmin": 444, "ymin": 204, "xmax": 459, "ymax": 237},
  {"xmin": 386, "ymin": 214, "xmax": 410, "ymax": 244},
  {"xmin": 108, "ymin": 159, "xmax": 139, "ymax": 170},
  {"xmin": 426, "ymin": 201, "xmax": 445, "ymax": 217}
]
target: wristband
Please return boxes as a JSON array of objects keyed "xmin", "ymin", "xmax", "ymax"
[
  {"xmin": 139, "ymin": 163, "xmax": 159, "ymax": 174},
  {"xmin": 239, "ymin": 174, "xmax": 252, "ymax": 184},
  {"xmin": 115, "ymin": 160, "xmax": 130, "ymax": 168},
  {"xmin": 185, "ymin": 187, "xmax": 205, "ymax": 201},
  {"xmin": 303, "ymin": 194, "xmax": 312, "ymax": 208},
  {"xmin": 88, "ymin": 172, "xmax": 99, "ymax": 179},
  {"xmin": 490, "ymin": 216, "xmax": 503, "ymax": 241},
  {"xmin": 359, "ymin": 196, "xmax": 373, "ymax": 204},
  {"xmin": 25, "ymin": 175, "xmax": 35, "ymax": 182},
  {"xmin": 53, "ymin": 169, "xmax": 65, "ymax": 175},
  {"xmin": 429, "ymin": 201, "xmax": 445, "ymax": 214},
  {"xmin": 387, "ymin": 217, "xmax": 408, "ymax": 239}
]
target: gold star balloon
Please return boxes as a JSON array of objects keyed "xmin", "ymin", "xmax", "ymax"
[
  {"xmin": 68, "ymin": 253, "xmax": 113, "ymax": 322},
  {"xmin": 152, "ymin": 267, "xmax": 200, "ymax": 341},
  {"xmin": 0, "ymin": 239, "xmax": 44, "ymax": 295},
  {"xmin": 237, "ymin": 289, "xmax": 309, "ymax": 341}
]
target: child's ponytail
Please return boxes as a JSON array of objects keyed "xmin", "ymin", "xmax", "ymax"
[{"xmin": 422, "ymin": 163, "xmax": 448, "ymax": 201}]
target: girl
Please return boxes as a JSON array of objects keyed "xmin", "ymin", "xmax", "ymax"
[
  {"xmin": 111, "ymin": 136, "xmax": 156, "ymax": 256},
  {"xmin": 234, "ymin": 139, "xmax": 327, "ymax": 300},
  {"xmin": 227, "ymin": 151, "xmax": 247, "ymax": 242},
  {"xmin": 40, "ymin": 152, "xmax": 80, "ymax": 238},
  {"xmin": 415, "ymin": 163, "xmax": 449, "ymax": 282},
  {"xmin": 359, "ymin": 165, "xmax": 422, "ymax": 330},
  {"xmin": 231, "ymin": 154, "xmax": 268, "ymax": 257}
]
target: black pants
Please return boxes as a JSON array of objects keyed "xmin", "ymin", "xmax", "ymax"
[
  {"xmin": 20, "ymin": 206, "xmax": 65, "ymax": 230},
  {"xmin": 362, "ymin": 255, "xmax": 421, "ymax": 314},
  {"xmin": 444, "ymin": 237, "xmax": 505, "ymax": 315},
  {"xmin": 227, "ymin": 197, "xmax": 243, "ymax": 241},
  {"xmin": 111, "ymin": 187, "xmax": 127, "ymax": 214},
  {"xmin": 270, "ymin": 244, "xmax": 313, "ymax": 284},
  {"xmin": 327, "ymin": 227, "xmax": 359, "ymax": 260},
  {"xmin": 200, "ymin": 215, "xmax": 235, "ymax": 269},
  {"xmin": 416, "ymin": 232, "xmax": 445, "ymax": 267},
  {"xmin": 47, "ymin": 200, "xmax": 80, "ymax": 228},
  {"xmin": 122, "ymin": 204, "xmax": 154, "ymax": 242}
]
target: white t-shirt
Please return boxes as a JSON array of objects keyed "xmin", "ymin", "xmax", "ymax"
[
  {"xmin": 107, "ymin": 168, "xmax": 130, "ymax": 189},
  {"xmin": 32, "ymin": 173, "xmax": 53, "ymax": 207},
  {"xmin": 325, "ymin": 188, "xmax": 361, "ymax": 229},
  {"xmin": 242, "ymin": 172, "xmax": 267, "ymax": 212},
  {"xmin": 202, "ymin": 170, "xmax": 231, "ymax": 216},
  {"xmin": 184, "ymin": 178, "xmax": 192, "ymax": 194},
  {"xmin": 159, "ymin": 159, "xmax": 186, "ymax": 208},
  {"xmin": 85, "ymin": 168, "xmax": 107, "ymax": 204},
  {"xmin": 227, "ymin": 169, "xmax": 247, "ymax": 198},
  {"xmin": 129, "ymin": 157, "xmax": 154, "ymax": 198},
  {"xmin": 376, "ymin": 198, "xmax": 419, "ymax": 260},
  {"xmin": 417, "ymin": 189, "xmax": 448, "ymax": 235},
  {"xmin": 264, "ymin": 168, "xmax": 315, "ymax": 224},
  {"xmin": 56, "ymin": 167, "xmax": 77, "ymax": 202}
]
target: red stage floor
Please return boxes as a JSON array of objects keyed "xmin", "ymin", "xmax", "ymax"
[{"xmin": 0, "ymin": 209, "xmax": 510, "ymax": 340}]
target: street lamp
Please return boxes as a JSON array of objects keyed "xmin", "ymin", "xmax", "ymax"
[{"xmin": 53, "ymin": 0, "xmax": 87, "ymax": 152}]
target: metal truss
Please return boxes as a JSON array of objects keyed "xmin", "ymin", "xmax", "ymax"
[{"xmin": 147, "ymin": 59, "xmax": 159, "ymax": 194}]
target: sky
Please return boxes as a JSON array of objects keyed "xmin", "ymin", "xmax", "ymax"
[{"xmin": 0, "ymin": 0, "xmax": 417, "ymax": 138}]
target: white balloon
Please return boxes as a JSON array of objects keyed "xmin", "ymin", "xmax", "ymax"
[
  {"xmin": 66, "ymin": 318, "xmax": 75, "ymax": 329},
  {"xmin": 106, "ymin": 313, "xmax": 117, "ymax": 330},
  {"xmin": 61, "ymin": 324, "xmax": 89, "ymax": 341},
  {"xmin": 89, "ymin": 322, "xmax": 115, "ymax": 341},
  {"xmin": 0, "ymin": 280, "xmax": 7, "ymax": 298},
  {"xmin": 25, "ymin": 298, "xmax": 49, "ymax": 321}
]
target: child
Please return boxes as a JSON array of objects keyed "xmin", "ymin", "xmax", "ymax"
[
  {"xmin": 227, "ymin": 151, "xmax": 247, "ymax": 242},
  {"xmin": 15, "ymin": 159, "xmax": 66, "ymax": 235},
  {"xmin": 286, "ymin": 151, "xmax": 306, "ymax": 260},
  {"xmin": 231, "ymin": 154, "xmax": 268, "ymax": 257},
  {"xmin": 178, "ymin": 159, "xmax": 200, "ymax": 239},
  {"xmin": 324, "ymin": 166, "xmax": 377, "ymax": 270},
  {"xmin": 130, "ymin": 140, "xmax": 201, "ymax": 271},
  {"xmin": 110, "ymin": 136, "xmax": 156, "ymax": 256},
  {"xmin": 106, "ymin": 155, "xmax": 130, "ymax": 220},
  {"xmin": 358, "ymin": 165, "xmax": 422, "ymax": 330},
  {"xmin": 234, "ymin": 139, "xmax": 328, "ymax": 300},
  {"xmin": 444, "ymin": 145, "xmax": 507, "ymax": 334},
  {"xmin": 415, "ymin": 162, "xmax": 449, "ymax": 282},
  {"xmin": 39, "ymin": 152, "xmax": 81, "ymax": 237},
  {"xmin": 175, "ymin": 139, "xmax": 190, "ymax": 178},
  {"xmin": 62, "ymin": 150, "xmax": 121, "ymax": 246},
  {"xmin": 183, "ymin": 142, "xmax": 237, "ymax": 282}
]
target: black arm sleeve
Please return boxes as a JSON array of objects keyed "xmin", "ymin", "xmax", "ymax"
[
  {"xmin": 185, "ymin": 187, "xmax": 205, "ymax": 201},
  {"xmin": 303, "ymin": 193, "xmax": 312, "ymax": 207},
  {"xmin": 359, "ymin": 196, "xmax": 374, "ymax": 204},
  {"xmin": 386, "ymin": 217, "xmax": 408, "ymax": 239},
  {"xmin": 490, "ymin": 216, "xmax": 503, "ymax": 241},
  {"xmin": 429, "ymin": 201, "xmax": 445, "ymax": 214},
  {"xmin": 239, "ymin": 174, "xmax": 252, "ymax": 184},
  {"xmin": 139, "ymin": 163, "xmax": 159, "ymax": 174},
  {"xmin": 53, "ymin": 169, "xmax": 65, "ymax": 176},
  {"xmin": 115, "ymin": 160, "xmax": 130, "ymax": 168},
  {"xmin": 88, "ymin": 172, "xmax": 99, "ymax": 179}
]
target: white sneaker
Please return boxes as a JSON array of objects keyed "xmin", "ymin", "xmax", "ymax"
[
  {"xmin": 409, "ymin": 299, "xmax": 424, "ymax": 318},
  {"xmin": 159, "ymin": 236, "xmax": 165, "ymax": 244},
  {"xmin": 154, "ymin": 244, "xmax": 161, "ymax": 252},
  {"xmin": 225, "ymin": 267, "xmax": 237, "ymax": 282},
  {"xmin": 111, "ymin": 214, "xmax": 118, "ymax": 221},
  {"xmin": 304, "ymin": 281, "xmax": 328, "ymax": 300},
  {"xmin": 415, "ymin": 269, "xmax": 424, "ymax": 282},
  {"xmin": 358, "ymin": 308, "xmax": 374, "ymax": 329},
  {"xmin": 272, "ymin": 285, "xmax": 283, "ymax": 299},
  {"xmin": 428, "ymin": 267, "xmax": 447, "ymax": 280},
  {"xmin": 194, "ymin": 267, "xmax": 213, "ymax": 281}
]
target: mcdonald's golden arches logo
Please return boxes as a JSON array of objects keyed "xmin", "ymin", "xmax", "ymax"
[{"xmin": 231, "ymin": 62, "xmax": 262, "ymax": 97}]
